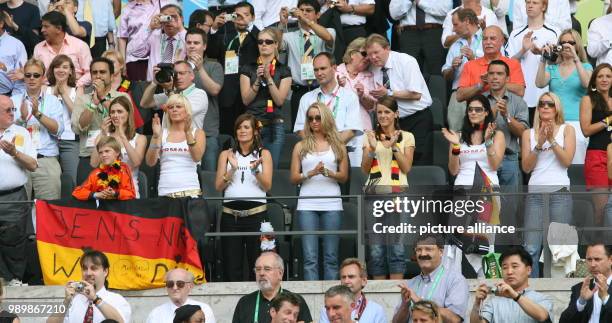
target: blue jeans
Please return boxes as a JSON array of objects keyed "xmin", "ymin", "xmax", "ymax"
[
  {"xmin": 498, "ymin": 154, "xmax": 521, "ymax": 227},
  {"xmin": 368, "ymin": 244, "xmax": 406, "ymax": 277},
  {"xmin": 260, "ymin": 122, "xmax": 285, "ymax": 169},
  {"xmin": 297, "ymin": 210, "xmax": 342, "ymax": 280},
  {"xmin": 523, "ymin": 191, "xmax": 573, "ymax": 277},
  {"xmin": 201, "ymin": 135, "xmax": 219, "ymax": 172}
]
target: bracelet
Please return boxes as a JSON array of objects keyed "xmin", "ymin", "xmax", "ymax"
[
  {"xmin": 549, "ymin": 140, "xmax": 558, "ymax": 148},
  {"xmin": 301, "ymin": 172, "xmax": 308, "ymax": 180},
  {"xmin": 350, "ymin": 5, "xmax": 355, "ymax": 13},
  {"xmin": 391, "ymin": 147, "xmax": 399, "ymax": 153},
  {"xmin": 323, "ymin": 168, "xmax": 329, "ymax": 177},
  {"xmin": 222, "ymin": 174, "xmax": 231, "ymax": 183},
  {"xmin": 533, "ymin": 145, "xmax": 543, "ymax": 153},
  {"xmin": 149, "ymin": 143, "xmax": 160, "ymax": 149},
  {"xmin": 367, "ymin": 151, "xmax": 376, "ymax": 159},
  {"xmin": 187, "ymin": 140, "xmax": 197, "ymax": 146},
  {"xmin": 93, "ymin": 296, "xmax": 103, "ymax": 306},
  {"xmin": 34, "ymin": 111, "xmax": 43, "ymax": 119},
  {"xmin": 484, "ymin": 138, "xmax": 494, "ymax": 148},
  {"xmin": 451, "ymin": 144, "xmax": 461, "ymax": 156},
  {"xmin": 513, "ymin": 293, "xmax": 522, "ymax": 302},
  {"xmin": 251, "ymin": 167, "xmax": 260, "ymax": 175}
]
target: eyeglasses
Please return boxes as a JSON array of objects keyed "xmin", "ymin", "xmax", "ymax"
[
  {"xmin": 412, "ymin": 300, "xmax": 439, "ymax": 318},
  {"xmin": 538, "ymin": 100, "xmax": 556, "ymax": 108},
  {"xmin": 307, "ymin": 115, "xmax": 322, "ymax": 122},
  {"xmin": 559, "ymin": 40, "xmax": 576, "ymax": 46},
  {"xmin": 2, "ymin": 107, "xmax": 16, "ymax": 113},
  {"xmin": 165, "ymin": 280, "xmax": 188, "ymax": 289},
  {"xmin": 467, "ymin": 106, "xmax": 485, "ymax": 113},
  {"xmin": 257, "ymin": 39, "xmax": 276, "ymax": 45},
  {"xmin": 24, "ymin": 73, "xmax": 42, "ymax": 79},
  {"xmin": 253, "ymin": 266, "xmax": 278, "ymax": 273}
]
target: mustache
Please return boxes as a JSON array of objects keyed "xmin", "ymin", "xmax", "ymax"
[{"xmin": 418, "ymin": 255, "xmax": 432, "ymax": 260}]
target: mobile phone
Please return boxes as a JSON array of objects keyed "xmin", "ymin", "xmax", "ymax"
[{"xmin": 589, "ymin": 278, "xmax": 596, "ymax": 290}]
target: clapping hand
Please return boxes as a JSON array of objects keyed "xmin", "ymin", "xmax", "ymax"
[
  {"xmin": 441, "ymin": 128, "xmax": 460, "ymax": 145},
  {"xmin": 151, "ymin": 113, "xmax": 162, "ymax": 139}
]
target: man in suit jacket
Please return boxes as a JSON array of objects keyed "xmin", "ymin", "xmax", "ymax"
[{"xmin": 560, "ymin": 243, "xmax": 612, "ymax": 323}]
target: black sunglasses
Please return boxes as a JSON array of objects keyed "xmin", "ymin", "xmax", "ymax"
[
  {"xmin": 538, "ymin": 101, "xmax": 556, "ymax": 108},
  {"xmin": 307, "ymin": 115, "xmax": 322, "ymax": 122},
  {"xmin": 257, "ymin": 39, "xmax": 276, "ymax": 45},
  {"xmin": 165, "ymin": 280, "xmax": 188, "ymax": 289},
  {"xmin": 24, "ymin": 73, "xmax": 42, "ymax": 79},
  {"xmin": 559, "ymin": 41, "xmax": 576, "ymax": 46},
  {"xmin": 467, "ymin": 106, "xmax": 485, "ymax": 113}
]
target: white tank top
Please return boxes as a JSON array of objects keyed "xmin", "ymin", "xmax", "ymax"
[
  {"xmin": 297, "ymin": 147, "xmax": 343, "ymax": 211},
  {"xmin": 224, "ymin": 150, "xmax": 267, "ymax": 203},
  {"xmin": 528, "ymin": 124, "xmax": 570, "ymax": 192},
  {"xmin": 121, "ymin": 133, "xmax": 140, "ymax": 198},
  {"xmin": 46, "ymin": 87, "xmax": 77, "ymax": 141},
  {"xmin": 158, "ymin": 129, "xmax": 200, "ymax": 196},
  {"xmin": 454, "ymin": 142, "xmax": 499, "ymax": 187}
]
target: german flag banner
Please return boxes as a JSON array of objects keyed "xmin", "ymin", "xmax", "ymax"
[{"xmin": 35, "ymin": 198, "xmax": 208, "ymax": 290}]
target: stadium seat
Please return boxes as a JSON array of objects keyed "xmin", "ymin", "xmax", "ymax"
[
  {"xmin": 269, "ymin": 169, "xmax": 299, "ymax": 212},
  {"xmin": 279, "ymin": 133, "xmax": 301, "ymax": 169},
  {"xmin": 408, "ymin": 165, "xmax": 448, "ymax": 186},
  {"xmin": 433, "ymin": 130, "xmax": 450, "ymax": 170},
  {"xmin": 349, "ymin": 167, "xmax": 368, "ymax": 195},
  {"xmin": 427, "ymin": 74, "xmax": 448, "ymax": 112},
  {"xmin": 217, "ymin": 134, "xmax": 234, "ymax": 151},
  {"xmin": 430, "ymin": 97, "xmax": 445, "ymax": 130}
]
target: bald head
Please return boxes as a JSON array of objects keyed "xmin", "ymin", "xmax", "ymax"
[
  {"xmin": 0, "ymin": 95, "xmax": 15, "ymax": 129},
  {"xmin": 0, "ymin": 95, "xmax": 12, "ymax": 108},
  {"xmin": 165, "ymin": 268, "xmax": 194, "ymax": 282},
  {"xmin": 482, "ymin": 25, "xmax": 505, "ymax": 57}
]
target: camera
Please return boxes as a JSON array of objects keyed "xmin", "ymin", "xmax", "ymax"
[
  {"xmin": 487, "ymin": 284, "xmax": 498, "ymax": 294},
  {"xmin": 155, "ymin": 63, "xmax": 175, "ymax": 84},
  {"xmin": 542, "ymin": 45, "xmax": 562, "ymax": 62},
  {"xmin": 71, "ymin": 282, "xmax": 85, "ymax": 292},
  {"xmin": 330, "ymin": 0, "xmax": 339, "ymax": 7},
  {"xmin": 289, "ymin": 8, "xmax": 298, "ymax": 17},
  {"xmin": 159, "ymin": 15, "xmax": 172, "ymax": 23},
  {"xmin": 225, "ymin": 13, "xmax": 238, "ymax": 22}
]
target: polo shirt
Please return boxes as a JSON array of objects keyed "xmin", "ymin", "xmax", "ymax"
[
  {"xmin": 480, "ymin": 288, "xmax": 554, "ymax": 323},
  {"xmin": 232, "ymin": 288, "xmax": 312, "ymax": 323},
  {"xmin": 458, "ymin": 54, "xmax": 525, "ymax": 92},
  {"xmin": 483, "ymin": 90, "xmax": 529, "ymax": 154}
]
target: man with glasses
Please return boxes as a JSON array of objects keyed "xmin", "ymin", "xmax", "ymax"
[
  {"xmin": 324, "ymin": 285, "xmax": 355, "ymax": 323},
  {"xmin": 146, "ymin": 268, "xmax": 216, "ymax": 323},
  {"xmin": 233, "ymin": 252, "xmax": 313, "ymax": 323},
  {"xmin": 0, "ymin": 95, "xmax": 37, "ymax": 286}
]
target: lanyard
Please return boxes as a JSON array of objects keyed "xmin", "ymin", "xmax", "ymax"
[
  {"xmin": 354, "ymin": 293, "xmax": 367, "ymax": 321},
  {"xmin": 298, "ymin": 30, "xmax": 320, "ymax": 59},
  {"xmin": 160, "ymin": 35, "xmax": 182, "ymax": 62},
  {"xmin": 25, "ymin": 94, "xmax": 46, "ymax": 124},
  {"xmin": 317, "ymin": 87, "xmax": 340, "ymax": 118},
  {"xmin": 254, "ymin": 287, "xmax": 282, "ymax": 323},
  {"xmin": 416, "ymin": 266, "xmax": 445, "ymax": 301},
  {"xmin": 182, "ymin": 84, "xmax": 196, "ymax": 96},
  {"xmin": 227, "ymin": 30, "xmax": 248, "ymax": 54}
]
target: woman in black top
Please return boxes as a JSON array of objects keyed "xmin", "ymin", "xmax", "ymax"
[{"xmin": 239, "ymin": 27, "xmax": 292, "ymax": 168}]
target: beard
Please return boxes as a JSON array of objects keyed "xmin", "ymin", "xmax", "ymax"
[{"xmin": 257, "ymin": 278, "xmax": 273, "ymax": 291}]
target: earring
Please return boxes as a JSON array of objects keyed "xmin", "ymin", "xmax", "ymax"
[{"xmin": 591, "ymin": 87, "xmax": 597, "ymax": 92}]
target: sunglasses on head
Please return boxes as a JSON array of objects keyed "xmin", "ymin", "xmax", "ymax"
[
  {"xmin": 165, "ymin": 280, "xmax": 188, "ymax": 289},
  {"xmin": 538, "ymin": 100, "xmax": 556, "ymax": 108},
  {"xmin": 467, "ymin": 106, "xmax": 485, "ymax": 113},
  {"xmin": 559, "ymin": 40, "xmax": 576, "ymax": 46},
  {"xmin": 257, "ymin": 39, "xmax": 275, "ymax": 45},
  {"xmin": 307, "ymin": 115, "xmax": 322, "ymax": 122},
  {"xmin": 24, "ymin": 73, "xmax": 42, "ymax": 79}
]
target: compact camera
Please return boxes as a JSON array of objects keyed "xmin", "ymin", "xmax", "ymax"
[
  {"xmin": 542, "ymin": 45, "xmax": 563, "ymax": 62},
  {"xmin": 159, "ymin": 15, "xmax": 172, "ymax": 23},
  {"xmin": 71, "ymin": 282, "xmax": 85, "ymax": 293},
  {"xmin": 155, "ymin": 63, "xmax": 175, "ymax": 84},
  {"xmin": 330, "ymin": 0, "xmax": 339, "ymax": 7},
  {"xmin": 289, "ymin": 8, "xmax": 298, "ymax": 17},
  {"xmin": 225, "ymin": 13, "xmax": 238, "ymax": 22}
]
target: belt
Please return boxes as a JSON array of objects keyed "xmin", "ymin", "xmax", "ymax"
[
  {"xmin": 292, "ymin": 83, "xmax": 316, "ymax": 91},
  {"xmin": 37, "ymin": 154, "xmax": 57, "ymax": 159},
  {"xmin": 165, "ymin": 189, "xmax": 202, "ymax": 198},
  {"xmin": 259, "ymin": 118, "xmax": 284, "ymax": 126},
  {"xmin": 397, "ymin": 23, "xmax": 442, "ymax": 32},
  {"xmin": 342, "ymin": 24, "xmax": 366, "ymax": 30},
  {"xmin": 0, "ymin": 185, "xmax": 23, "ymax": 196},
  {"xmin": 223, "ymin": 204, "xmax": 267, "ymax": 218}
]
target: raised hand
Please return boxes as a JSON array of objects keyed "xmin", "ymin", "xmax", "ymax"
[
  {"xmin": 441, "ymin": 128, "xmax": 460, "ymax": 145},
  {"xmin": 151, "ymin": 113, "xmax": 162, "ymax": 139}
]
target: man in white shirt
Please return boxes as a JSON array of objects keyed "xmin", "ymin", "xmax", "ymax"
[
  {"xmin": 146, "ymin": 268, "xmax": 216, "ymax": 323},
  {"xmin": 325, "ymin": 0, "xmax": 375, "ymax": 46},
  {"xmin": 324, "ymin": 285, "xmax": 355, "ymax": 323},
  {"xmin": 441, "ymin": 0, "xmax": 498, "ymax": 48},
  {"xmin": 46, "ymin": 249, "xmax": 131, "ymax": 323},
  {"xmin": 512, "ymin": 0, "xmax": 571, "ymax": 32},
  {"xmin": 587, "ymin": 4, "xmax": 612, "ymax": 66},
  {"xmin": 365, "ymin": 33, "xmax": 433, "ymax": 165},
  {"xmin": 293, "ymin": 52, "xmax": 363, "ymax": 166},
  {"xmin": 0, "ymin": 95, "xmax": 36, "ymax": 287},
  {"xmin": 0, "ymin": 15, "xmax": 27, "ymax": 96},
  {"xmin": 319, "ymin": 258, "xmax": 386, "ymax": 323},
  {"xmin": 252, "ymin": 0, "xmax": 297, "ymax": 30},
  {"xmin": 389, "ymin": 0, "xmax": 452, "ymax": 75}
]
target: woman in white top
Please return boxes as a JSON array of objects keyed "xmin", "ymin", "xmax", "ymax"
[
  {"xmin": 46, "ymin": 54, "xmax": 80, "ymax": 186},
  {"xmin": 214, "ymin": 113, "xmax": 273, "ymax": 281},
  {"xmin": 290, "ymin": 102, "xmax": 349, "ymax": 281},
  {"xmin": 90, "ymin": 96, "xmax": 146, "ymax": 198},
  {"xmin": 522, "ymin": 92, "xmax": 575, "ymax": 277},
  {"xmin": 146, "ymin": 94, "xmax": 205, "ymax": 197}
]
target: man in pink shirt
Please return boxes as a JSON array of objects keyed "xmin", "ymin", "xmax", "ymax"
[{"xmin": 33, "ymin": 11, "xmax": 92, "ymax": 87}]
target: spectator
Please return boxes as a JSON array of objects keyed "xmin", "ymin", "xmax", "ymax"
[
  {"xmin": 365, "ymin": 33, "xmax": 433, "ymax": 165},
  {"xmin": 0, "ymin": 10, "xmax": 27, "ymax": 97},
  {"xmin": 411, "ymin": 300, "xmax": 443, "ymax": 323},
  {"xmin": 443, "ymin": 95, "xmax": 505, "ymax": 187},
  {"xmin": 505, "ymin": 0, "xmax": 560, "ymax": 124},
  {"xmin": 535, "ymin": 29, "xmax": 592, "ymax": 164},
  {"xmin": 34, "ymin": 11, "xmax": 92, "ymax": 88},
  {"xmin": 188, "ymin": 9, "xmax": 214, "ymax": 33},
  {"xmin": 232, "ymin": 252, "xmax": 313, "ymax": 323},
  {"xmin": 324, "ymin": 285, "xmax": 355, "ymax": 323},
  {"xmin": 71, "ymin": 57, "xmax": 130, "ymax": 184},
  {"xmin": 46, "ymin": 55, "xmax": 79, "ymax": 186},
  {"xmin": 145, "ymin": 94, "xmax": 205, "ymax": 198},
  {"xmin": 46, "ymin": 249, "xmax": 132, "ymax": 323},
  {"xmin": 290, "ymin": 102, "xmax": 349, "ymax": 280},
  {"xmin": 279, "ymin": 0, "xmax": 334, "ymax": 126},
  {"xmin": 0, "ymin": 0, "xmax": 41, "ymax": 57},
  {"xmin": 392, "ymin": 234, "xmax": 469, "ymax": 323},
  {"xmin": 208, "ymin": 1, "xmax": 260, "ymax": 135},
  {"xmin": 208, "ymin": 0, "xmax": 242, "ymax": 17},
  {"xmin": 579, "ymin": 63, "xmax": 612, "ymax": 225},
  {"xmin": 72, "ymin": 135, "xmax": 136, "ymax": 201},
  {"xmin": 481, "ymin": 0, "xmax": 509, "ymax": 35},
  {"xmin": 443, "ymin": 8, "xmax": 484, "ymax": 131},
  {"xmin": 512, "ymin": 0, "xmax": 571, "ymax": 32},
  {"xmin": 269, "ymin": 292, "xmax": 301, "ymax": 323},
  {"xmin": 48, "ymin": 0, "xmax": 92, "ymax": 45},
  {"xmin": 441, "ymin": 0, "xmax": 497, "ymax": 48},
  {"xmin": 252, "ymin": 0, "xmax": 296, "ymax": 30},
  {"xmin": 470, "ymin": 246, "xmax": 554, "ymax": 323},
  {"xmin": 12, "ymin": 59, "xmax": 64, "ymax": 201},
  {"xmin": 318, "ymin": 258, "xmax": 387, "ymax": 322},
  {"xmin": 240, "ymin": 27, "xmax": 292, "ymax": 168},
  {"xmin": 118, "ymin": 0, "xmax": 171, "ymax": 81},
  {"xmin": 293, "ymin": 52, "xmax": 363, "ymax": 166},
  {"xmin": 336, "ymin": 37, "xmax": 377, "ymax": 155},
  {"xmin": 361, "ymin": 96, "xmax": 414, "ymax": 280},
  {"xmin": 521, "ymin": 92, "xmax": 576, "ymax": 277},
  {"xmin": 0, "ymin": 95, "xmax": 37, "ymax": 287},
  {"xmin": 173, "ymin": 305, "xmax": 204, "ymax": 323},
  {"xmin": 586, "ymin": 3, "xmax": 612, "ymax": 66},
  {"xmin": 559, "ymin": 243, "xmax": 612, "ymax": 323},
  {"xmin": 74, "ymin": 0, "xmax": 115, "ymax": 58},
  {"xmin": 389, "ymin": 0, "xmax": 451, "ymax": 75},
  {"xmin": 214, "ymin": 114, "xmax": 273, "ymax": 282},
  {"xmin": 185, "ymin": 27, "xmax": 224, "ymax": 171},
  {"xmin": 0, "ymin": 277, "xmax": 19, "ymax": 322},
  {"xmin": 327, "ymin": 0, "xmax": 374, "ymax": 46},
  {"xmin": 89, "ymin": 96, "xmax": 146, "ymax": 198},
  {"xmin": 146, "ymin": 269, "xmax": 216, "ymax": 323}
]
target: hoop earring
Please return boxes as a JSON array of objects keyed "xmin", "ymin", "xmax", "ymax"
[{"xmin": 591, "ymin": 87, "xmax": 597, "ymax": 92}]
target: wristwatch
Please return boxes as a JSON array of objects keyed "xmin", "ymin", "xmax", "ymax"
[
  {"xmin": 34, "ymin": 111, "xmax": 43, "ymax": 119},
  {"xmin": 387, "ymin": 89, "xmax": 394, "ymax": 97}
]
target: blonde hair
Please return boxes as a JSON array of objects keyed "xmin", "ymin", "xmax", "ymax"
[
  {"xmin": 300, "ymin": 102, "xmax": 345, "ymax": 163},
  {"xmin": 24, "ymin": 58, "xmax": 46, "ymax": 74},
  {"xmin": 96, "ymin": 135, "xmax": 122, "ymax": 154},
  {"xmin": 533, "ymin": 92, "xmax": 565, "ymax": 140},
  {"xmin": 102, "ymin": 50, "xmax": 126, "ymax": 75},
  {"xmin": 259, "ymin": 27, "xmax": 282, "ymax": 58},
  {"xmin": 365, "ymin": 33, "xmax": 389, "ymax": 50},
  {"xmin": 342, "ymin": 37, "xmax": 366, "ymax": 64},
  {"xmin": 558, "ymin": 29, "xmax": 587, "ymax": 63},
  {"xmin": 163, "ymin": 94, "xmax": 193, "ymax": 129},
  {"xmin": 411, "ymin": 300, "xmax": 443, "ymax": 323}
]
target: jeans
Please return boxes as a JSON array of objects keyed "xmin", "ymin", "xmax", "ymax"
[
  {"xmin": 220, "ymin": 209, "xmax": 266, "ymax": 281},
  {"xmin": 523, "ymin": 192, "xmax": 573, "ymax": 277},
  {"xmin": 498, "ymin": 154, "xmax": 521, "ymax": 228},
  {"xmin": 297, "ymin": 210, "xmax": 342, "ymax": 280},
  {"xmin": 59, "ymin": 139, "xmax": 79, "ymax": 187},
  {"xmin": 368, "ymin": 244, "xmax": 406, "ymax": 277},
  {"xmin": 201, "ymin": 135, "xmax": 219, "ymax": 172},
  {"xmin": 260, "ymin": 122, "xmax": 285, "ymax": 169}
]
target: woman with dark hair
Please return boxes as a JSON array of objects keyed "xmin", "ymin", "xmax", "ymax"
[
  {"xmin": 361, "ymin": 95, "xmax": 414, "ymax": 280},
  {"xmin": 173, "ymin": 304, "xmax": 204, "ymax": 323},
  {"xmin": 579, "ymin": 63, "xmax": 612, "ymax": 225},
  {"xmin": 215, "ymin": 114, "xmax": 273, "ymax": 281},
  {"xmin": 443, "ymin": 94, "xmax": 505, "ymax": 186}
]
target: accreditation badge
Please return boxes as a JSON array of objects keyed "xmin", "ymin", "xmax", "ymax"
[{"xmin": 224, "ymin": 50, "xmax": 239, "ymax": 75}]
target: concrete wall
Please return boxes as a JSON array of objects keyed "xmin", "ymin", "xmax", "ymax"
[{"xmin": 4, "ymin": 279, "xmax": 580, "ymax": 323}]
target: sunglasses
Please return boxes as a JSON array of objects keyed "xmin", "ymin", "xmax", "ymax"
[
  {"xmin": 538, "ymin": 101, "xmax": 556, "ymax": 108},
  {"xmin": 559, "ymin": 41, "xmax": 576, "ymax": 46},
  {"xmin": 165, "ymin": 280, "xmax": 188, "ymax": 289},
  {"xmin": 257, "ymin": 39, "xmax": 275, "ymax": 45},
  {"xmin": 24, "ymin": 73, "xmax": 42, "ymax": 79},
  {"xmin": 360, "ymin": 51, "xmax": 367, "ymax": 57},
  {"xmin": 3, "ymin": 107, "xmax": 16, "ymax": 113},
  {"xmin": 307, "ymin": 115, "xmax": 322, "ymax": 122},
  {"xmin": 467, "ymin": 106, "xmax": 485, "ymax": 113}
]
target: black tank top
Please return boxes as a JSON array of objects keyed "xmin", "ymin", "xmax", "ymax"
[{"xmin": 587, "ymin": 105, "xmax": 611, "ymax": 150}]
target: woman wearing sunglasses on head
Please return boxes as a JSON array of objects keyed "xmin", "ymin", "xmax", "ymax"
[
  {"xmin": 411, "ymin": 300, "xmax": 443, "ymax": 323},
  {"xmin": 535, "ymin": 30, "xmax": 592, "ymax": 164},
  {"xmin": 240, "ymin": 27, "xmax": 292, "ymax": 168},
  {"xmin": 521, "ymin": 92, "xmax": 575, "ymax": 277}
]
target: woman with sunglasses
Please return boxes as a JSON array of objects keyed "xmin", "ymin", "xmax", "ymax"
[
  {"xmin": 361, "ymin": 96, "xmax": 414, "ymax": 280},
  {"xmin": 146, "ymin": 94, "xmax": 205, "ymax": 198},
  {"xmin": 290, "ymin": 102, "xmax": 348, "ymax": 281},
  {"xmin": 522, "ymin": 92, "xmax": 575, "ymax": 277},
  {"xmin": 240, "ymin": 27, "xmax": 292, "ymax": 168},
  {"xmin": 411, "ymin": 300, "xmax": 443, "ymax": 323},
  {"xmin": 214, "ymin": 113, "xmax": 272, "ymax": 281},
  {"xmin": 579, "ymin": 63, "xmax": 612, "ymax": 225},
  {"xmin": 535, "ymin": 29, "xmax": 592, "ymax": 164}
]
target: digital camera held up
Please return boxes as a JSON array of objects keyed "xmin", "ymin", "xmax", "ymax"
[
  {"xmin": 155, "ymin": 63, "xmax": 175, "ymax": 84},
  {"xmin": 542, "ymin": 45, "xmax": 562, "ymax": 63}
]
